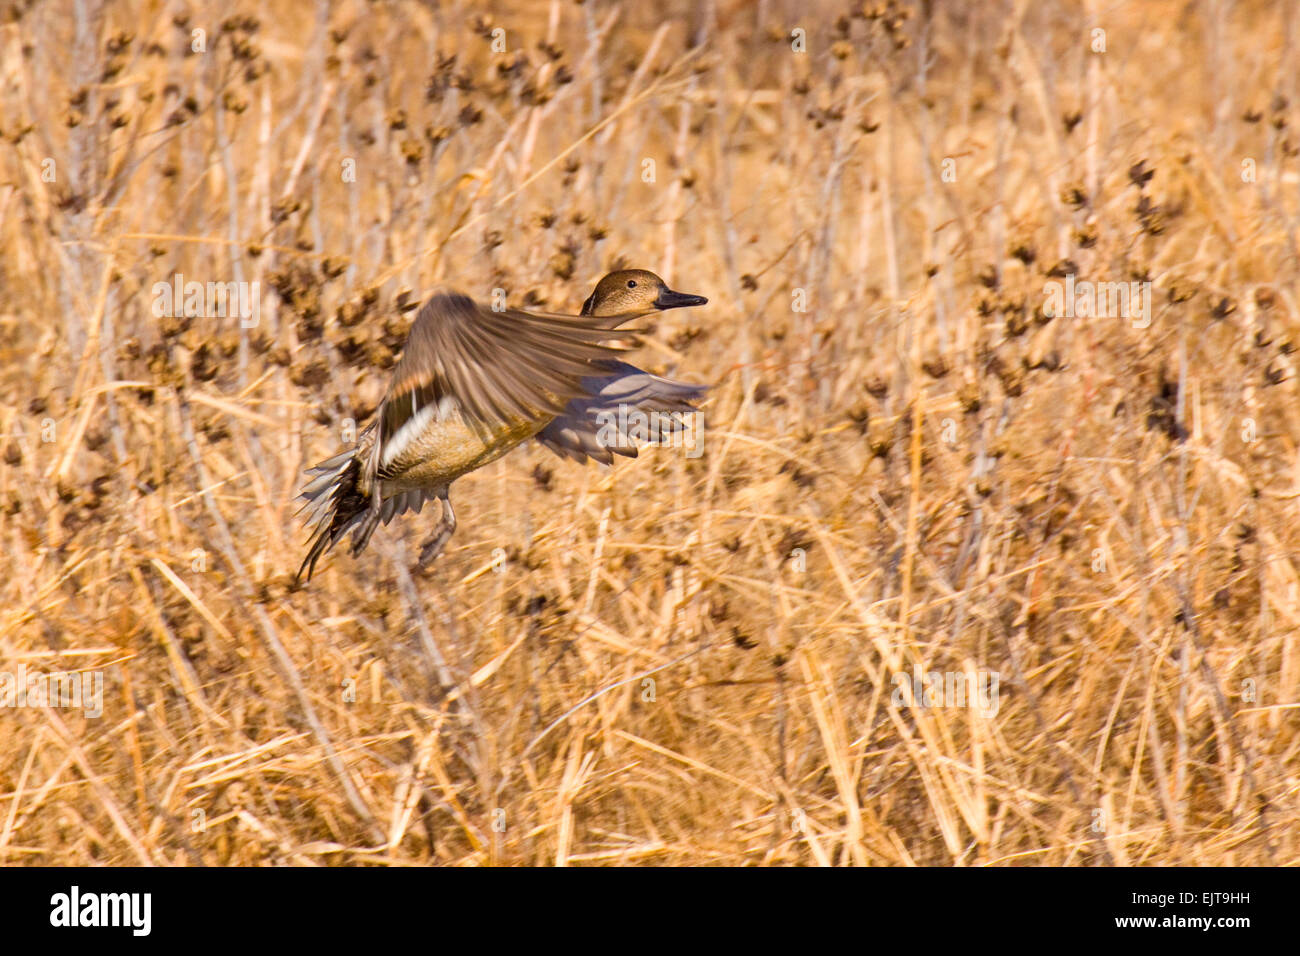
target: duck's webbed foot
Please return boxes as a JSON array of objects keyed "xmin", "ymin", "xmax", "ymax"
[{"xmin": 417, "ymin": 493, "xmax": 456, "ymax": 567}]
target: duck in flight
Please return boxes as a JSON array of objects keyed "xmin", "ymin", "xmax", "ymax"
[{"xmin": 295, "ymin": 270, "xmax": 708, "ymax": 583}]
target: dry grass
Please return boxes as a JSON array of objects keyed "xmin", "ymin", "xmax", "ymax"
[{"xmin": 1, "ymin": 0, "xmax": 1297, "ymax": 866}]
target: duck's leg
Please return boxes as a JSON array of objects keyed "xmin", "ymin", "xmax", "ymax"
[{"xmin": 417, "ymin": 491, "xmax": 456, "ymax": 567}]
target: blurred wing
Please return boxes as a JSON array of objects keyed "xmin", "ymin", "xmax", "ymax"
[
  {"xmin": 375, "ymin": 292, "xmax": 638, "ymax": 477},
  {"xmin": 535, "ymin": 360, "xmax": 708, "ymax": 465}
]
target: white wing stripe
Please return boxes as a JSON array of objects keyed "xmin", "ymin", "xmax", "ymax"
[
  {"xmin": 381, "ymin": 403, "xmax": 438, "ymax": 468},
  {"xmin": 379, "ymin": 395, "xmax": 462, "ymax": 468}
]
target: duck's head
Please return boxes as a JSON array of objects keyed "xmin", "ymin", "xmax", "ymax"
[{"xmin": 580, "ymin": 270, "xmax": 708, "ymax": 318}]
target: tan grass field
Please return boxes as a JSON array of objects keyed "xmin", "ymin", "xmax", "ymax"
[{"xmin": 1, "ymin": 0, "xmax": 1297, "ymax": 865}]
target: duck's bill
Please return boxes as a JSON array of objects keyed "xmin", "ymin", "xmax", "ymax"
[{"xmin": 654, "ymin": 288, "xmax": 708, "ymax": 310}]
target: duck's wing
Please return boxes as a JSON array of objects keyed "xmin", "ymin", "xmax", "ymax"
[
  {"xmin": 535, "ymin": 360, "xmax": 708, "ymax": 465},
  {"xmin": 373, "ymin": 292, "xmax": 638, "ymax": 479}
]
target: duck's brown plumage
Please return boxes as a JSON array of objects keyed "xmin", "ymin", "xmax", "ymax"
[{"xmin": 295, "ymin": 270, "xmax": 707, "ymax": 583}]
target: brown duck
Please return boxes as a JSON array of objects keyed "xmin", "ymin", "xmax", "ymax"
[{"xmin": 295, "ymin": 270, "xmax": 707, "ymax": 582}]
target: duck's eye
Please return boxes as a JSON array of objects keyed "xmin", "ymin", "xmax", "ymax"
[{"xmin": 626, "ymin": 280, "xmax": 637, "ymax": 288}]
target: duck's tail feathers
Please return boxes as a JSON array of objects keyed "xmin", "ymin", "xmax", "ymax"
[
  {"xmin": 295, "ymin": 450, "xmax": 379, "ymax": 584},
  {"xmin": 535, "ymin": 360, "xmax": 708, "ymax": 466}
]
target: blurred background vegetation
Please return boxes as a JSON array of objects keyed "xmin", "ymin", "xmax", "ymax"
[{"xmin": 0, "ymin": 0, "xmax": 1296, "ymax": 864}]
